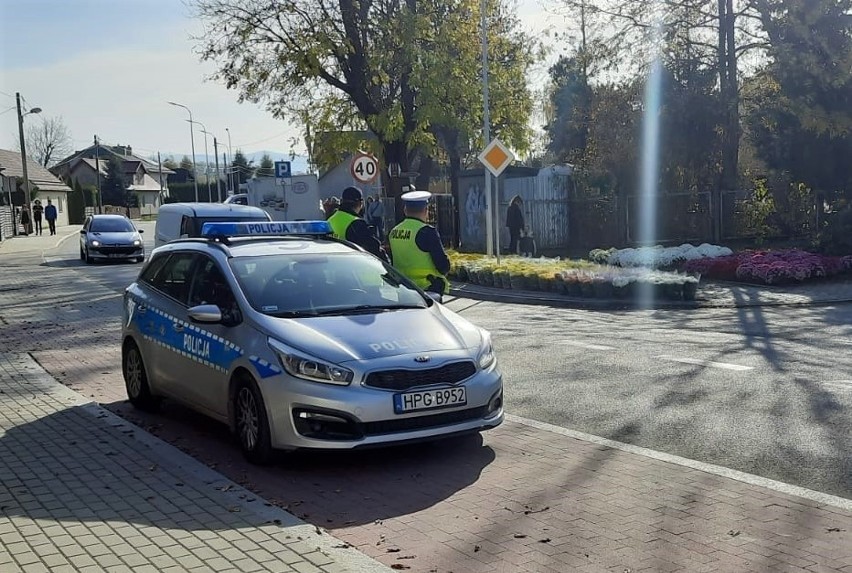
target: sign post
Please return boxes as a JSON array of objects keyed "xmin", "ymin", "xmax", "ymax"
[{"xmin": 477, "ymin": 138, "xmax": 515, "ymax": 261}]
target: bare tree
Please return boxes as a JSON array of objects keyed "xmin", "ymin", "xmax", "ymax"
[{"xmin": 19, "ymin": 116, "xmax": 73, "ymax": 168}]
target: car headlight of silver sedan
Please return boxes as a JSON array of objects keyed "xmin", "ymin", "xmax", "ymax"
[
  {"xmin": 133, "ymin": 239, "xmax": 142, "ymax": 247},
  {"xmin": 478, "ymin": 331, "xmax": 496, "ymax": 370},
  {"xmin": 90, "ymin": 239, "xmax": 100, "ymax": 247},
  {"xmin": 269, "ymin": 338, "xmax": 353, "ymax": 386}
]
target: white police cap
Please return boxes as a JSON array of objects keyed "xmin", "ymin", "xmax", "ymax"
[{"xmin": 401, "ymin": 190, "xmax": 431, "ymax": 205}]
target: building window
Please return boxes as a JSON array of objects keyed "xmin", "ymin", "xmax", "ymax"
[{"xmin": 59, "ymin": 197, "xmax": 64, "ymax": 213}]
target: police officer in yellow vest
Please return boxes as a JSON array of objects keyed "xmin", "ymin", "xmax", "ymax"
[
  {"xmin": 389, "ymin": 190, "xmax": 450, "ymax": 295},
  {"xmin": 327, "ymin": 186, "xmax": 388, "ymax": 261}
]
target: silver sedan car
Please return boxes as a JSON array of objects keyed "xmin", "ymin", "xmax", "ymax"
[
  {"xmin": 121, "ymin": 221, "xmax": 503, "ymax": 463},
  {"xmin": 80, "ymin": 214, "xmax": 145, "ymax": 263}
]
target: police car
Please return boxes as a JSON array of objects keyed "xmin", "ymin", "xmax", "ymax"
[{"xmin": 121, "ymin": 221, "xmax": 503, "ymax": 463}]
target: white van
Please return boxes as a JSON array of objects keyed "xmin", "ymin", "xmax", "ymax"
[{"xmin": 155, "ymin": 203, "xmax": 272, "ymax": 248}]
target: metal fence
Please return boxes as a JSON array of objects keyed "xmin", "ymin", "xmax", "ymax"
[{"xmin": 0, "ymin": 206, "xmax": 13, "ymax": 242}]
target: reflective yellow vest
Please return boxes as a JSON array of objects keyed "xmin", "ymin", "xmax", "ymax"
[
  {"xmin": 328, "ymin": 209, "xmax": 358, "ymax": 241},
  {"xmin": 389, "ymin": 218, "xmax": 448, "ymax": 294}
]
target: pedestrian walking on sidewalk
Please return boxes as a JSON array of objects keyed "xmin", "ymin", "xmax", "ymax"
[
  {"xmin": 32, "ymin": 200, "xmax": 43, "ymax": 235},
  {"xmin": 44, "ymin": 199, "xmax": 58, "ymax": 236},
  {"xmin": 19, "ymin": 205, "xmax": 31, "ymax": 236}
]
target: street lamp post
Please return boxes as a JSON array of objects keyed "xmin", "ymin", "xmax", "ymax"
[
  {"xmin": 225, "ymin": 128, "xmax": 234, "ymax": 195},
  {"xmin": 200, "ymin": 128, "xmax": 222, "ymax": 202},
  {"xmin": 16, "ymin": 93, "xmax": 42, "ymax": 233},
  {"xmin": 167, "ymin": 101, "xmax": 199, "ymax": 202},
  {"xmin": 188, "ymin": 119, "xmax": 212, "ymax": 202}
]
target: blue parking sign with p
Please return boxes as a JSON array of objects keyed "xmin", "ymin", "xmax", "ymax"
[{"xmin": 275, "ymin": 161, "xmax": 291, "ymax": 178}]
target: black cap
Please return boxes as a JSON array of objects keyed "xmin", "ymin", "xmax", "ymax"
[{"xmin": 341, "ymin": 186, "xmax": 363, "ymax": 202}]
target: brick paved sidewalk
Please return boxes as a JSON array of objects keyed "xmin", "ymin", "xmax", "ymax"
[{"xmin": 0, "ymin": 353, "xmax": 391, "ymax": 573}]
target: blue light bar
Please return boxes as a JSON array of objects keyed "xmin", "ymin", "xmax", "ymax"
[{"xmin": 200, "ymin": 221, "xmax": 332, "ymax": 238}]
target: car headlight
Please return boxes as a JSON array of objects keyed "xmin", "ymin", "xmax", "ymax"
[
  {"xmin": 269, "ymin": 339, "xmax": 353, "ymax": 386},
  {"xmin": 478, "ymin": 332, "xmax": 496, "ymax": 370},
  {"xmin": 90, "ymin": 240, "xmax": 100, "ymax": 247},
  {"xmin": 133, "ymin": 239, "xmax": 142, "ymax": 247}
]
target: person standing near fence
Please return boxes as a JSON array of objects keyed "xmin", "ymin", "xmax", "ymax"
[
  {"xmin": 44, "ymin": 199, "xmax": 58, "ymax": 236},
  {"xmin": 19, "ymin": 205, "xmax": 31, "ymax": 236},
  {"xmin": 32, "ymin": 200, "xmax": 43, "ymax": 236},
  {"xmin": 365, "ymin": 193, "xmax": 385, "ymax": 240},
  {"xmin": 506, "ymin": 195, "xmax": 524, "ymax": 255}
]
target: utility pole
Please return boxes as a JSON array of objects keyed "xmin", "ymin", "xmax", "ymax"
[
  {"xmin": 94, "ymin": 135, "xmax": 103, "ymax": 213},
  {"xmin": 16, "ymin": 93, "xmax": 34, "ymax": 231},
  {"xmin": 223, "ymin": 152, "xmax": 229, "ymax": 196},
  {"xmin": 157, "ymin": 152, "xmax": 164, "ymax": 209},
  {"xmin": 480, "ymin": 0, "xmax": 493, "ymax": 256},
  {"xmin": 213, "ymin": 137, "xmax": 221, "ymax": 202}
]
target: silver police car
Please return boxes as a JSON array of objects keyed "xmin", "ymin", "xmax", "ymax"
[{"xmin": 121, "ymin": 221, "xmax": 503, "ymax": 463}]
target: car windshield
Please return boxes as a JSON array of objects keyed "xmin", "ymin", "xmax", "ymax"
[
  {"xmin": 229, "ymin": 251, "xmax": 429, "ymax": 317},
  {"xmin": 90, "ymin": 218, "xmax": 135, "ymax": 233}
]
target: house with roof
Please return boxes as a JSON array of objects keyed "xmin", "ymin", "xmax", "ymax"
[
  {"xmin": 0, "ymin": 148, "xmax": 72, "ymax": 234},
  {"xmin": 52, "ymin": 144, "xmax": 173, "ymax": 216}
]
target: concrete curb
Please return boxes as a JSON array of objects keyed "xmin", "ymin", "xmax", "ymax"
[
  {"xmin": 19, "ymin": 352, "xmax": 394, "ymax": 573},
  {"xmin": 449, "ymin": 282, "xmax": 852, "ymax": 311}
]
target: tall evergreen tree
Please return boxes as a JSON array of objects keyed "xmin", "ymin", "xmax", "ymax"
[
  {"xmin": 231, "ymin": 150, "xmax": 254, "ymax": 185},
  {"xmin": 258, "ymin": 154, "xmax": 274, "ymax": 177},
  {"xmin": 101, "ymin": 155, "xmax": 127, "ymax": 207}
]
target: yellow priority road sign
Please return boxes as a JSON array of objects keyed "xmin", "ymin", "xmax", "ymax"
[{"xmin": 477, "ymin": 138, "xmax": 515, "ymax": 177}]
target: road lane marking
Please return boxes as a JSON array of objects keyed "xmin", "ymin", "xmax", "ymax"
[
  {"xmin": 556, "ymin": 340, "xmax": 615, "ymax": 351},
  {"xmin": 654, "ymin": 355, "xmax": 753, "ymax": 371}
]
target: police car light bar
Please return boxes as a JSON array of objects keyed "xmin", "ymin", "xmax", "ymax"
[{"xmin": 200, "ymin": 221, "xmax": 332, "ymax": 238}]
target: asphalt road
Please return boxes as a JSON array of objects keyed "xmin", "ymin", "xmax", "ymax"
[{"xmin": 45, "ymin": 222, "xmax": 852, "ymax": 500}]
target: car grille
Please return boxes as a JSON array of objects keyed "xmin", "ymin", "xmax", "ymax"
[
  {"xmin": 362, "ymin": 406, "xmax": 489, "ymax": 436},
  {"xmin": 364, "ymin": 361, "xmax": 477, "ymax": 391},
  {"xmin": 94, "ymin": 245, "xmax": 138, "ymax": 254}
]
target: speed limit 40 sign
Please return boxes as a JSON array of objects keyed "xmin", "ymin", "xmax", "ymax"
[{"xmin": 350, "ymin": 152, "xmax": 379, "ymax": 184}]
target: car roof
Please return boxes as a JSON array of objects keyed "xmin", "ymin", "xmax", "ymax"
[
  {"xmin": 90, "ymin": 214, "xmax": 130, "ymax": 220},
  {"xmin": 151, "ymin": 236, "xmax": 362, "ymax": 259},
  {"xmin": 159, "ymin": 202, "xmax": 267, "ymax": 217}
]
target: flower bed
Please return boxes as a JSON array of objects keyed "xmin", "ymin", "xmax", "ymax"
[
  {"xmin": 591, "ymin": 243, "xmax": 733, "ymax": 269},
  {"xmin": 447, "ymin": 252, "xmax": 701, "ymax": 301},
  {"xmin": 683, "ymin": 249, "xmax": 852, "ymax": 285}
]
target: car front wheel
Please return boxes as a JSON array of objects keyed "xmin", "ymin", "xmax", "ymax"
[
  {"xmin": 123, "ymin": 341, "xmax": 159, "ymax": 411},
  {"xmin": 234, "ymin": 377, "xmax": 273, "ymax": 464}
]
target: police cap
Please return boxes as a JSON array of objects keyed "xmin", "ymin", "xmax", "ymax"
[{"xmin": 401, "ymin": 190, "xmax": 431, "ymax": 208}]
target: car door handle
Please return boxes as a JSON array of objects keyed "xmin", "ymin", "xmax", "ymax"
[
  {"xmin": 173, "ymin": 322, "xmax": 184, "ymax": 332},
  {"xmin": 137, "ymin": 304, "xmax": 147, "ymax": 314}
]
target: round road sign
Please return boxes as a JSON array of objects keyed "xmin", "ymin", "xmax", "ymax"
[{"xmin": 350, "ymin": 153, "xmax": 379, "ymax": 184}]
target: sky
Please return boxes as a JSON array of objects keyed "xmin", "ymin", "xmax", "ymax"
[{"xmin": 0, "ymin": 0, "xmax": 560, "ymax": 165}]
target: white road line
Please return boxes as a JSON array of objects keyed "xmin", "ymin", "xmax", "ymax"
[
  {"xmin": 822, "ymin": 381, "xmax": 852, "ymax": 391},
  {"xmin": 654, "ymin": 355, "xmax": 753, "ymax": 371},
  {"xmin": 556, "ymin": 340, "xmax": 615, "ymax": 351}
]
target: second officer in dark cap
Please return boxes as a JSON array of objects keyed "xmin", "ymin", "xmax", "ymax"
[{"xmin": 327, "ymin": 186, "xmax": 388, "ymax": 261}]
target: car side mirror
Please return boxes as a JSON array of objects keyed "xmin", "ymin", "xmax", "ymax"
[
  {"xmin": 79, "ymin": 229, "xmax": 86, "ymax": 234},
  {"xmin": 426, "ymin": 291, "xmax": 443, "ymax": 304},
  {"xmin": 138, "ymin": 229, "xmax": 144, "ymax": 233},
  {"xmin": 188, "ymin": 304, "xmax": 222, "ymax": 324}
]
